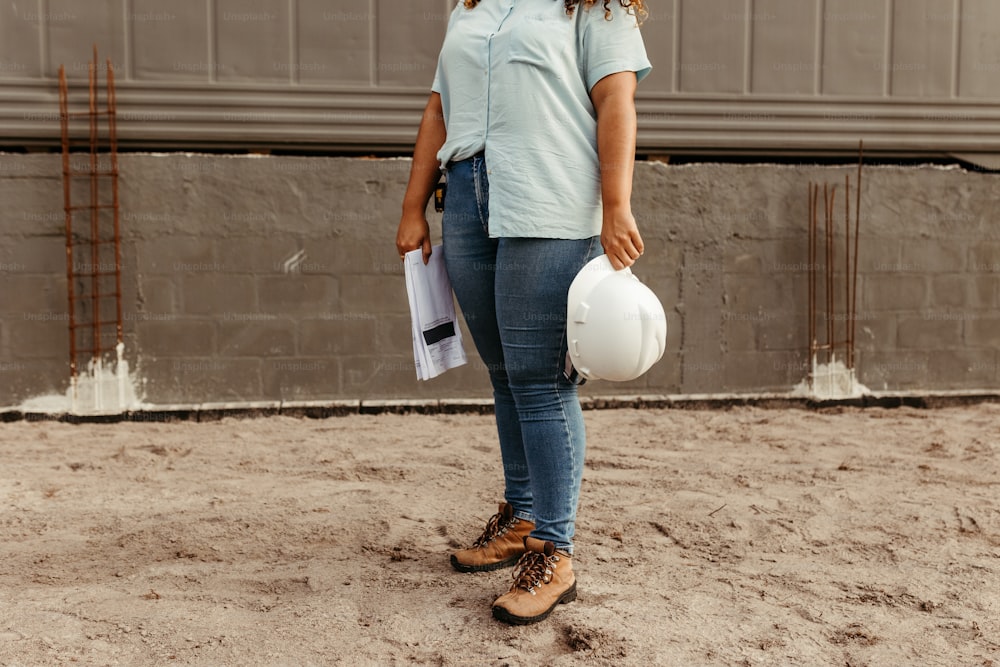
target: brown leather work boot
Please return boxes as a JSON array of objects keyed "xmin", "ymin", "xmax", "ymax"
[
  {"xmin": 451, "ymin": 503, "xmax": 534, "ymax": 573},
  {"xmin": 491, "ymin": 536, "xmax": 576, "ymax": 625}
]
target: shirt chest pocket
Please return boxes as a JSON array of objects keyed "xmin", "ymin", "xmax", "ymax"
[{"xmin": 506, "ymin": 15, "xmax": 574, "ymax": 72}]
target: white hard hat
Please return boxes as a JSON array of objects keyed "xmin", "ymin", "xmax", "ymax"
[{"xmin": 565, "ymin": 255, "xmax": 667, "ymax": 382}]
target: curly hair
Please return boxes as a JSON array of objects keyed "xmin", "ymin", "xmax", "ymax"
[{"xmin": 462, "ymin": 0, "xmax": 647, "ymax": 23}]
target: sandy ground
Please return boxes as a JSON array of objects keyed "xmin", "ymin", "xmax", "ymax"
[{"xmin": 0, "ymin": 403, "xmax": 998, "ymax": 667}]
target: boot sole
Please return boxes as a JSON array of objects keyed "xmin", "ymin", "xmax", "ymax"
[
  {"xmin": 450, "ymin": 552, "xmax": 522, "ymax": 573},
  {"xmin": 491, "ymin": 581, "xmax": 578, "ymax": 625}
]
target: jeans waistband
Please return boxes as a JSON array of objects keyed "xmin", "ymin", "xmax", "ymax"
[{"xmin": 446, "ymin": 150, "xmax": 485, "ymax": 170}]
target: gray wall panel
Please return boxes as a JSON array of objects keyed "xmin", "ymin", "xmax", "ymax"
[
  {"xmin": 678, "ymin": 0, "xmax": 747, "ymax": 93},
  {"xmin": 957, "ymin": 0, "xmax": 1000, "ymax": 98},
  {"xmin": 637, "ymin": 0, "xmax": 675, "ymax": 94},
  {"xmin": 297, "ymin": 0, "xmax": 373, "ymax": 84},
  {"xmin": 375, "ymin": 0, "xmax": 445, "ymax": 88},
  {"xmin": 0, "ymin": 1, "xmax": 44, "ymax": 78},
  {"xmin": 131, "ymin": 0, "xmax": 212, "ymax": 81},
  {"xmin": 2, "ymin": 0, "xmax": 1000, "ymax": 155},
  {"xmin": 47, "ymin": 0, "xmax": 126, "ymax": 80},
  {"xmin": 215, "ymin": 0, "xmax": 291, "ymax": 81},
  {"xmin": 750, "ymin": 0, "xmax": 819, "ymax": 95},
  {"xmin": 822, "ymin": 0, "xmax": 889, "ymax": 95},
  {"xmin": 890, "ymin": 0, "xmax": 956, "ymax": 97}
]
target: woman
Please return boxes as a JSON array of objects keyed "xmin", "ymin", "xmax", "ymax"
[{"xmin": 396, "ymin": 0, "xmax": 650, "ymax": 625}]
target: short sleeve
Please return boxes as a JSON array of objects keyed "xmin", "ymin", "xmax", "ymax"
[
  {"xmin": 431, "ymin": 58, "xmax": 443, "ymax": 93},
  {"xmin": 580, "ymin": 2, "xmax": 652, "ymax": 92},
  {"xmin": 432, "ymin": 1, "xmax": 464, "ymax": 93}
]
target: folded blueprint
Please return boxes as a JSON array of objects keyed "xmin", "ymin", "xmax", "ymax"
[{"xmin": 403, "ymin": 245, "xmax": 467, "ymax": 380}]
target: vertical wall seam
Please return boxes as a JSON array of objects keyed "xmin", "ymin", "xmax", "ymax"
[
  {"xmin": 123, "ymin": 0, "xmax": 132, "ymax": 80},
  {"xmin": 288, "ymin": 0, "xmax": 297, "ymax": 84},
  {"xmin": 884, "ymin": 0, "xmax": 894, "ymax": 97},
  {"xmin": 207, "ymin": 0, "xmax": 217, "ymax": 83},
  {"xmin": 744, "ymin": 0, "xmax": 753, "ymax": 94},
  {"xmin": 370, "ymin": 0, "xmax": 378, "ymax": 86},
  {"xmin": 815, "ymin": 0, "xmax": 824, "ymax": 94},
  {"xmin": 672, "ymin": 0, "xmax": 681, "ymax": 92},
  {"xmin": 952, "ymin": 0, "xmax": 961, "ymax": 98},
  {"xmin": 38, "ymin": 0, "xmax": 48, "ymax": 77}
]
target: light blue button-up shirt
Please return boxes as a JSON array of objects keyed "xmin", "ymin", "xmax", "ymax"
[{"xmin": 432, "ymin": 0, "xmax": 651, "ymax": 240}]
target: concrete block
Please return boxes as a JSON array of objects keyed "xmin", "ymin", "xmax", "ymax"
[
  {"xmin": 307, "ymin": 238, "xmax": 383, "ymax": 276},
  {"xmin": 975, "ymin": 276, "xmax": 1000, "ymax": 308},
  {"xmin": 141, "ymin": 357, "xmax": 262, "ymax": 404},
  {"xmin": 927, "ymin": 349, "xmax": 998, "ymax": 389},
  {"xmin": 965, "ymin": 318, "xmax": 1000, "ymax": 348},
  {"xmin": 680, "ymin": 355, "xmax": 727, "ymax": 388},
  {"xmin": 299, "ymin": 317, "xmax": 379, "ymax": 356},
  {"xmin": 753, "ymin": 239, "xmax": 812, "ymax": 277},
  {"xmin": 261, "ymin": 357, "xmax": 339, "ymax": 400},
  {"xmin": 724, "ymin": 275, "xmax": 799, "ymax": 317},
  {"xmin": 377, "ymin": 314, "xmax": 415, "ymax": 356},
  {"xmin": 339, "ymin": 275, "xmax": 408, "ymax": 315},
  {"xmin": 724, "ymin": 314, "xmax": 756, "ymax": 351},
  {"xmin": 134, "ymin": 319, "xmax": 216, "ymax": 357},
  {"xmin": 8, "ymin": 319, "xmax": 69, "ymax": 359},
  {"xmin": 728, "ymin": 251, "xmax": 762, "ymax": 275},
  {"xmin": 0, "ymin": 275, "xmax": 66, "ymax": 317},
  {"xmin": 0, "ymin": 359, "xmax": 71, "ymax": 407},
  {"xmin": 721, "ymin": 351, "xmax": 805, "ymax": 392},
  {"xmin": 859, "ymin": 350, "xmax": 931, "ymax": 390},
  {"xmin": 682, "ymin": 247, "xmax": 726, "ymax": 281},
  {"xmin": 636, "ymin": 236, "xmax": 684, "ymax": 278},
  {"xmin": 930, "ymin": 274, "xmax": 990, "ymax": 309},
  {"xmin": 858, "ymin": 237, "xmax": 903, "ymax": 273},
  {"xmin": 899, "ymin": 239, "xmax": 966, "ymax": 273},
  {"xmin": 969, "ymin": 242, "xmax": 1000, "ymax": 274},
  {"xmin": 222, "ymin": 236, "xmax": 313, "ymax": 275},
  {"xmin": 0, "ymin": 179, "xmax": 63, "ymax": 237},
  {"xmin": 219, "ymin": 320, "xmax": 296, "ymax": 357},
  {"xmin": 863, "ymin": 275, "xmax": 928, "ymax": 312},
  {"xmin": 755, "ymin": 309, "xmax": 804, "ymax": 352},
  {"xmin": 4, "ymin": 235, "xmax": 67, "ymax": 274},
  {"xmin": 257, "ymin": 275, "xmax": 338, "ymax": 316},
  {"xmin": 136, "ymin": 235, "xmax": 218, "ymax": 274},
  {"xmin": 134, "ymin": 277, "xmax": 179, "ymax": 316},
  {"xmin": 641, "ymin": 277, "xmax": 680, "ymax": 314},
  {"xmin": 852, "ymin": 311, "xmax": 896, "ymax": 353},
  {"xmin": 896, "ymin": 317, "xmax": 962, "ymax": 349},
  {"xmin": 182, "ymin": 275, "xmax": 257, "ymax": 316}
]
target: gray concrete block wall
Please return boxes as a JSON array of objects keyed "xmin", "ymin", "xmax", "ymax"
[{"xmin": 0, "ymin": 153, "xmax": 998, "ymax": 409}]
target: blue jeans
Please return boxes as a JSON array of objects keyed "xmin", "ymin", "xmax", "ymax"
[{"xmin": 441, "ymin": 153, "xmax": 601, "ymax": 554}]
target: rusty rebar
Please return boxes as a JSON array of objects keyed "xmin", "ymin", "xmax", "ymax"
[
  {"xmin": 807, "ymin": 181, "xmax": 819, "ymax": 370},
  {"xmin": 845, "ymin": 172, "xmax": 851, "ymax": 370},
  {"xmin": 108, "ymin": 56, "xmax": 122, "ymax": 346},
  {"xmin": 89, "ymin": 44, "xmax": 101, "ymax": 362},
  {"xmin": 59, "ymin": 65, "xmax": 77, "ymax": 378},
  {"xmin": 850, "ymin": 140, "xmax": 864, "ymax": 369},
  {"xmin": 825, "ymin": 184, "xmax": 837, "ymax": 365},
  {"xmin": 59, "ymin": 46, "xmax": 123, "ymax": 382}
]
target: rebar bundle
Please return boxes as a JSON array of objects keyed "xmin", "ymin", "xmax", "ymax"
[
  {"xmin": 807, "ymin": 141, "xmax": 864, "ymax": 391},
  {"xmin": 58, "ymin": 46, "xmax": 123, "ymax": 380}
]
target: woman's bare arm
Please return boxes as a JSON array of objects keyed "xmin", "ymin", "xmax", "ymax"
[
  {"xmin": 396, "ymin": 92, "xmax": 446, "ymax": 264},
  {"xmin": 591, "ymin": 71, "xmax": 643, "ymax": 270}
]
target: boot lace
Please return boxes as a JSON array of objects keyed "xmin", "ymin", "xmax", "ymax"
[
  {"xmin": 472, "ymin": 511, "xmax": 516, "ymax": 548},
  {"xmin": 510, "ymin": 551, "xmax": 558, "ymax": 595}
]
